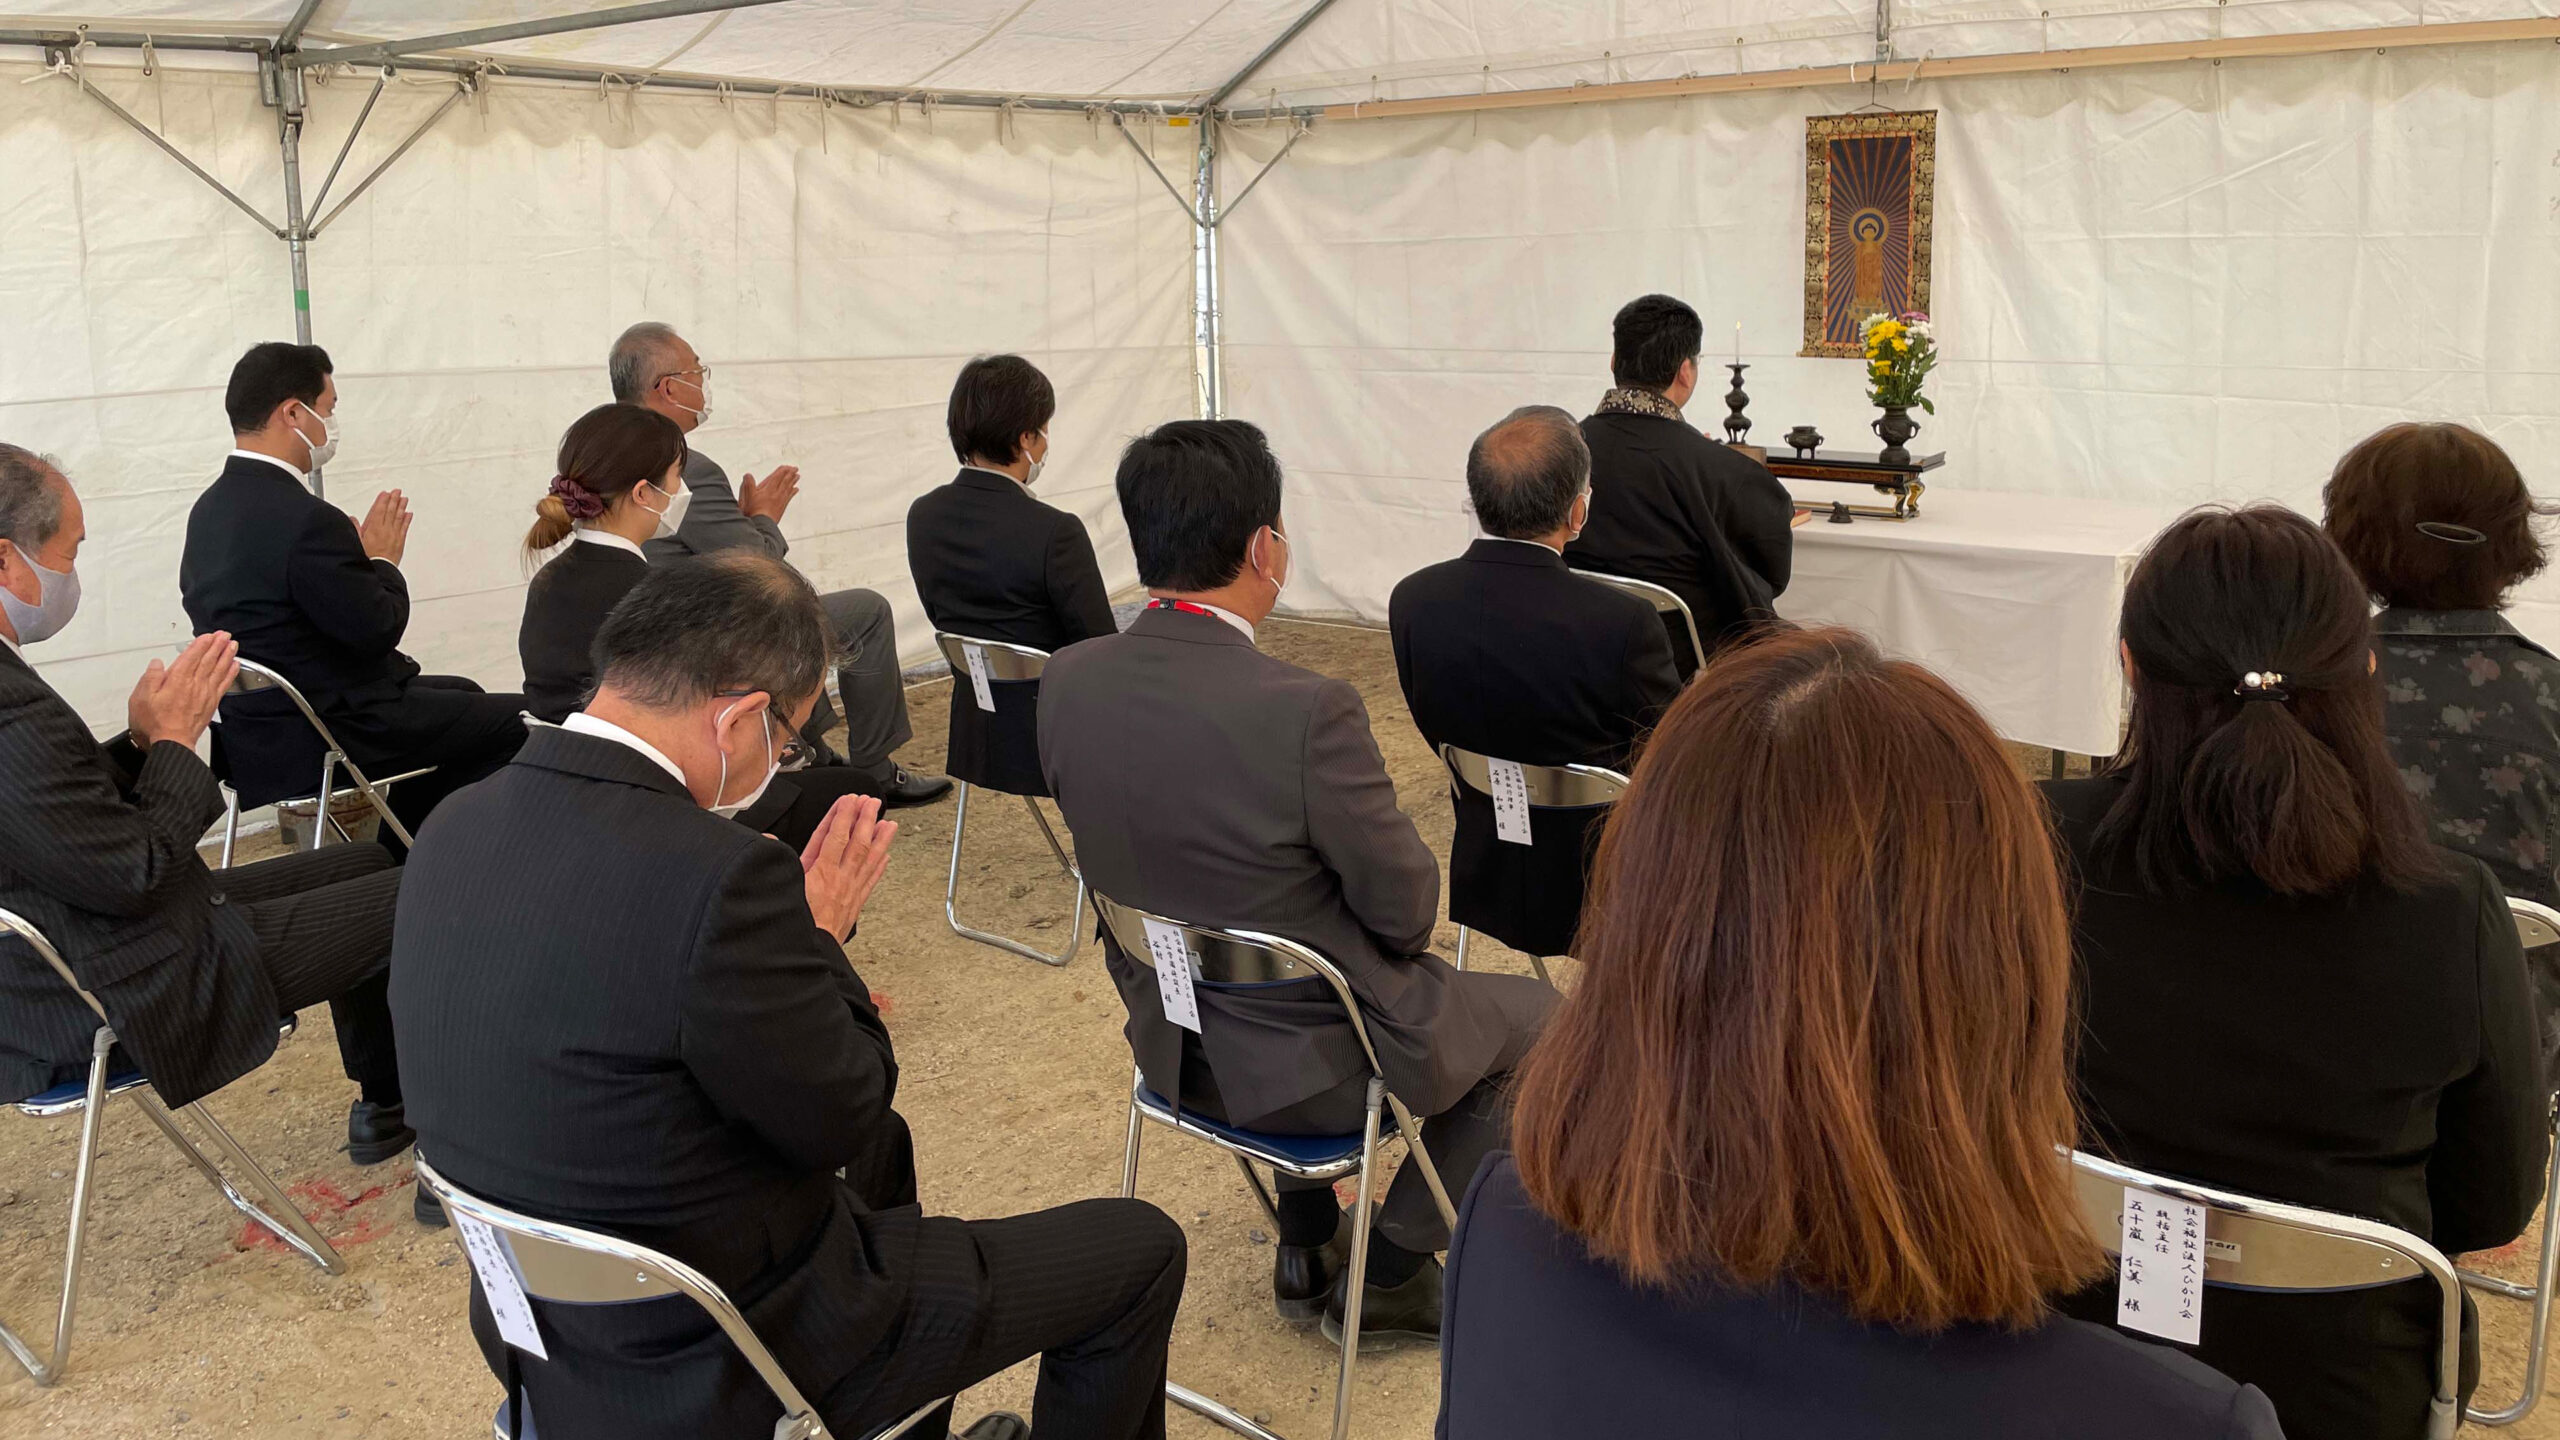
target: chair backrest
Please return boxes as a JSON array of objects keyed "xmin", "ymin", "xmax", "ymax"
[
  {"xmin": 2069, "ymin": 1150, "xmax": 2461, "ymax": 1428},
  {"xmin": 226, "ymin": 657, "xmax": 349, "ymax": 755},
  {"xmin": 1565, "ymin": 568, "xmax": 1706, "ymax": 662},
  {"xmin": 0, "ymin": 906, "xmax": 109, "ymax": 1026},
  {"xmin": 1091, "ymin": 893, "xmax": 1390, "ymax": 1082},
  {"xmin": 1439, "ymin": 745, "xmax": 1628, "ymax": 811},
  {"xmin": 2513, "ymin": 898, "xmax": 2560, "ymax": 951},
  {"xmin": 932, "ymin": 632, "xmax": 1054, "ymax": 683},
  {"xmin": 412, "ymin": 1157, "xmax": 833, "ymax": 1439}
]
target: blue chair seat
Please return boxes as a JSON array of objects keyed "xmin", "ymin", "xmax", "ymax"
[
  {"xmin": 17, "ymin": 1068, "xmax": 149, "ymax": 1115},
  {"xmin": 1135, "ymin": 1087, "xmax": 1365, "ymax": 1170}
]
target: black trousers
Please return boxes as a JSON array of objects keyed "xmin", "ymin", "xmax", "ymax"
[
  {"xmin": 825, "ymin": 1199, "xmax": 1186, "ymax": 1440},
  {"xmin": 227, "ymin": 843, "xmax": 403, "ymax": 1104},
  {"xmin": 378, "ymin": 675, "xmax": 529, "ymax": 859},
  {"xmin": 1232, "ymin": 971, "xmax": 1554, "ymax": 1253}
]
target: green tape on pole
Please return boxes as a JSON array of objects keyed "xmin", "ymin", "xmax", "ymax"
[{"xmin": 294, "ymin": 289, "xmax": 310, "ymax": 309}]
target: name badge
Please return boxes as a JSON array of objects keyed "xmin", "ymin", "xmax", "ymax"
[
  {"xmin": 964, "ymin": 643, "xmax": 996, "ymax": 713},
  {"xmin": 1140, "ymin": 916, "xmax": 1203, "ymax": 1033},
  {"xmin": 455, "ymin": 1210, "xmax": 550, "ymax": 1359},
  {"xmin": 2116, "ymin": 1186, "xmax": 2206, "ymax": 1345},
  {"xmin": 1488, "ymin": 758, "xmax": 1534, "ymax": 846}
]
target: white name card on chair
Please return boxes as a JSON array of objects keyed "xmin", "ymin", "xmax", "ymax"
[
  {"xmin": 1488, "ymin": 758, "xmax": 1533, "ymax": 846},
  {"xmin": 455, "ymin": 1211, "xmax": 550, "ymax": 1359},
  {"xmin": 963, "ymin": 644, "xmax": 997, "ymax": 713},
  {"xmin": 1141, "ymin": 917, "xmax": 1203, "ymax": 1033},
  {"xmin": 2117, "ymin": 1186, "xmax": 2205, "ymax": 1345}
]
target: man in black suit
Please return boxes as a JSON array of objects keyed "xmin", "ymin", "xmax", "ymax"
[
  {"xmin": 610, "ymin": 321, "xmax": 950, "ymax": 808},
  {"xmin": 179, "ymin": 343, "xmax": 527, "ymax": 857},
  {"xmin": 906, "ymin": 354, "xmax": 1115, "ymax": 796},
  {"xmin": 0, "ymin": 446, "xmax": 410, "ymax": 1163},
  {"xmin": 1391, "ymin": 405, "xmax": 1680, "ymax": 962},
  {"xmin": 392, "ymin": 551, "xmax": 1183, "ymax": 1440},
  {"xmin": 1564, "ymin": 293, "xmax": 1796, "ymax": 674},
  {"xmin": 1040, "ymin": 420, "xmax": 1555, "ymax": 1346}
]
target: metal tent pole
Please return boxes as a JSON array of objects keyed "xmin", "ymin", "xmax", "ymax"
[
  {"xmin": 1192, "ymin": 119, "xmax": 1223, "ymax": 419},
  {"xmin": 264, "ymin": 55, "xmax": 322, "ymax": 495},
  {"xmin": 289, "ymin": 0, "xmax": 805, "ymax": 70}
]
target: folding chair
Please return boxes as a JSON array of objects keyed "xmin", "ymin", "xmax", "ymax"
[
  {"xmin": 1436, "ymin": 744, "xmax": 1628, "ymax": 985},
  {"xmin": 415, "ymin": 1157, "xmax": 948, "ymax": 1440},
  {"xmin": 212, "ymin": 658, "xmax": 431, "ymax": 862},
  {"xmin": 933, "ymin": 633, "xmax": 1085, "ymax": 967},
  {"xmin": 1566, "ymin": 569, "xmax": 1706, "ymax": 673},
  {"xmin": 1101, "ymin": 893, "xmax": 1457, "ymax": 1440},
  {"xmin": 2069, "ymin": 1148, "xmax": 2466, "ymax": 1439},
  {"xmin": 2456, "ymin": 896, "xmax": 2560, "ymax": 1426},
  {"xmin": 0, "ymin": 906, "xmax": 344, "ymax": 1386}
]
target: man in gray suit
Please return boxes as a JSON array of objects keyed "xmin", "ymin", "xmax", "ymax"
[
  {"xmin": 1038, "ymin": 418, "xmax": 1554, "ymax": 1346},
  {"xmin": 609, "ymin": 322, "xmax": 948, "ymax": 808}
]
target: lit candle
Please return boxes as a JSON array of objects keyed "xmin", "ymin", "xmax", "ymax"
[{"xmin": 1734, "ymin": 321, "xmax": 1742, "ymax": 365}]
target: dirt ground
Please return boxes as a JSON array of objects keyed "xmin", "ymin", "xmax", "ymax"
[{"xmin": 2, "ymin": 615, "xmax": 2555, "ymax": 1439}]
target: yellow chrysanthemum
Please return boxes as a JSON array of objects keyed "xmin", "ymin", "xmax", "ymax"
[{"xmin": 1893, "ymin": 337, "xmax": 1909, "ymax": 353}]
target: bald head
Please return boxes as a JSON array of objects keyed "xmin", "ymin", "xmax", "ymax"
[{"xmin": 1466, "ymin": 405, "xmax": 1590, "ymax": 541}]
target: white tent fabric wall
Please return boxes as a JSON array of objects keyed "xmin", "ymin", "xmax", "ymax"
[
  {"xmin": 1217, "ymin": 44, "xmax": 2560, "ymax": 645},
  {"xmin": 0, "ymin": 60, "xmax": 1199, "ymax": 731}
]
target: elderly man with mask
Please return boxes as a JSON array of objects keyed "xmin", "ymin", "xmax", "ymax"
[
  {"xmin": 608, "ymin": 322, "xmax": 949, "ymax": 809},
  {"xmin": 0, "ymin": 443, "xmax": 413, "ymax": 1168},
  {"xmin": 393, "ymin": 550, "xmax": 1183, "ymax": 1439}
]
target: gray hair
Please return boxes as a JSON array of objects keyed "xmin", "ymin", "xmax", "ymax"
[
  {"xmin": 1466, "ymin": 405, "xmax": 1591, "ymax": 540},
  {"xmin": 0, "ymin": 444, "xmax": 65, "ymax": 550},
  {"xmin": 608, "ymin": 322, "xmax": 684, "ymax": 405},
  {"xmin": 592, "ymin": 551, "xmax": 832, "ymax": 711}
]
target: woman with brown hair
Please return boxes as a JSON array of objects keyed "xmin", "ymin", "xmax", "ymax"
[
  {"xmin": 2046, "ymin": 505, "xmax": 2544, "ymax": 1440},
  {"xmin": 1439, "ymin": 625, "xmax": 2280, "ymax": 1438}
]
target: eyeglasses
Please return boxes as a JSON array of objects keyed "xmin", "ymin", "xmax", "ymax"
[{"xmin": 713, "ymin": 690, "xmax": 814, "ymax": 772}]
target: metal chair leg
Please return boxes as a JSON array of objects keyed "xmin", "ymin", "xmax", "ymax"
[
  {"xmin": 1234, "ymin": 1154, "xmax": 1282, "ymax": 1229},
  {"xmin": 1453, "ymin": 925, "xmax": 1470, "ymax": 972},
  {"xmin": 1383, "ymin": 1091, "xmax": 1459, "ymax": 1233},
  {"xmin": 1529, "ymin": 954, "xmax": 1552, "ymax": 986},
  {"xmin": 0, "ymin": 1030, "xmax": 114, "ymax": 1386},
  {"xmin": 217, "ymin": 787, "xmax": 241, "ymax": 870},
  {"xmin": 337, "ymin": 758, "xmax": 416, "ymax": 850},
  {"xmin": 127, "ymin": 1094, "xmax": 344, "ymax": 1275},
  {"xmin": 1333, "ymin": 1078, "xmax": 1387, "ymax": 1440},
  {"xmin": 309, "ymin": 752, "xmax": 337, "ymax": 851},
  {"xmin": 1170, "ymin": 1383, "xmax": 1289, "ymax": 1440},
  {"xmin": 1120, "ymin": 1068, "xmax": 1146, "ymax": 1200},
  {"xmin": 2464, "ymin": 1097, "xmax": 2560, "ymax": 1425},
  {"xmin": 944, "ymin": 781, "xmax": 1084, "ymax": 967}
]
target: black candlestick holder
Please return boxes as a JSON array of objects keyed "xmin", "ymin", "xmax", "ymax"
[{"xmin": 1723, "ymin": 362, "xmax": 1752, "ymax": 446}]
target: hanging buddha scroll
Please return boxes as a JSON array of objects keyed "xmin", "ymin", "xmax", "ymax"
[{"xmin": 1801, "ymin": 110, "xmax": 1937, "ymax": 358}]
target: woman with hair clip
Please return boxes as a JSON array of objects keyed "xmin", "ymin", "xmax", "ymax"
[
  {"xmin": 1439, "ymin": 625, "xmax": 2281, "ymax": 1438},
  {"xmin": 517, "ymin": 403, "xmax": 877, "ymax": 850},
  {"xmin": 2046, "ymin": 505, "xmax": 2546, "ymax": 1440}
]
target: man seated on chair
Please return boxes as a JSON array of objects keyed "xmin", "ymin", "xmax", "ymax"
[
  {"xmin": 1563, "ymin": 293, "xmax": 1796, "ymax": 675},
  {"xmin": 0, "ymin": 445, "xmax": 411, "ymax": 1165},
  {"xmin": 179, "ymin": 342, "xmax": 529, "ymax": 857},
  {"xmin": 392, "ymin": 551, "xmax": 1184, "ymax": 1440},
  {"xmin": 610, "ymin": 321, "xmax": 951, "ymax": 810},
  {"xmin": 906, "ymin": 353, "xmax": 1116, "ymax": 798},
  {"xmin": 1390, "ymin": 405, "xmax": 1681, "ymax": 964},
  {"xmin": 1039, "ymin": 419, "xmax": 1556, "ymax": 1346}
]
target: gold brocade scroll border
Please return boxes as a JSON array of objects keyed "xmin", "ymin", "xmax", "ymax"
[{"xmin": 1800, "ymin": 110, "xmax": 1938, "ymax": 359}]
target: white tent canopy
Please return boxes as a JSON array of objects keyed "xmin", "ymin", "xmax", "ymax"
[{"xmin": 5, "ymin": 0, "xmax": 2559, "ymax": 731}]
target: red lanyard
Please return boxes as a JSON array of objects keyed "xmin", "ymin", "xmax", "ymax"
[{"xmin": 1148, "ymin": 600, "xmax": 1219, "ymax": 619}]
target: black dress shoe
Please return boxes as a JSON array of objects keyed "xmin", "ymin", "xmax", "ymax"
[
  {"xmin": 955, "ymin": 1414, "xmax": 1029, "ymax": 1440},
  {"xmin": 347, "ymin": 1100, "xmax": 416, "ymax": 1165},
  {"xmin": 1275, "ymin": 1228, "xmax": 1351, "ymax": 1324},
  {"xmin": 1319, "ymin": 1257, "xmax": 1443, "ymax": 1350},
  {"xmin": 413, "ymin": 1185, "xmax": 449, "ymax": 1229},
  {"xmin": 878, "ymin": 766, "xmax": 954, "ymax": 808}
]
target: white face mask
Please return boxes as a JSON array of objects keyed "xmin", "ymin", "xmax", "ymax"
[
  {"xmin": 1023, "ymin": 432, "xmax": 1048, "ymax": 489},
  {"xmin": 290, "ymin": 404, "xmax": 340, "ymax": 471},
  {"xmin": 636, "ymin": 478, "xmax": 691, "ymax": 540},
  {"xmin": 668, "ymin": 373, "xmax": 712, "ymax": 428},
  {"xmin": 1257, "ymin": 526, "xmax": 1290, "ymax": 595},
  {"xmin": 0, "ymin": 552, "xmax": 79, "ymax": 646},
  {"xmin": 707, "ymin": 698, "xmax": 780, "ymax": 818}
]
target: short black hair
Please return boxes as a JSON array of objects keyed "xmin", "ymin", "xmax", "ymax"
[
  {"xmin": 1610, "ymin": 294, "xmax": 1703, "ymax": 390},
  {"xmin": 226, "ymin": 342, "xmax": 334, "ymax": 434},
  {"xmin": 1116, "ymin": 419, "xmax": 1283, "ymax": 591},
  {"xmin": 1467, "ymin": 405, "xmax": 1590, "ymax": 539},
  {"xmin": 948, "ymin": 355, "xmax": 1056, "ymax": 465},
  {"xmin": 593, "ymin": 551, "xmax": 831, "ymax": 711}
]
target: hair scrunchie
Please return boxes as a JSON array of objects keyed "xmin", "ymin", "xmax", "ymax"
[{"xmin": 549, "ymin": 474, "xmax": 606, "ymax": 520}]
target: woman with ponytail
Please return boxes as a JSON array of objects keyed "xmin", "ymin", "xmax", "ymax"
[
  {"xmin": 517, "ymin": 404, "xmax": 874, "ymax": 850},
  {"xmin": 2047, "ymin": 505, "xmax": 2546, "ymax": 1440}
]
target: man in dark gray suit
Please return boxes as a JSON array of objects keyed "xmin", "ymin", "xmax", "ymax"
[
  {"xmin": 1039, "ymin": 419, "xmax": 1555, "ymax": 1346},
  {"xmin": 608, "ymin": 322, "xmax": 948, "ymax": 808},
  {"xmin": 0, "ymin": 445, "xmax": 409, "ymax": 1162}
]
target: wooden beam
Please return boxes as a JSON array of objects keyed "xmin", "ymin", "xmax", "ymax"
[{"xmin": 1298, "ymin": 16, "xmax": 2560, "ymax": 122}]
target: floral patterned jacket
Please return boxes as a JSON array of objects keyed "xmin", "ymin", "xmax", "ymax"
[{"xmin": 2376, "ymin": 608, "xmax": 2560, "ymax": 907}]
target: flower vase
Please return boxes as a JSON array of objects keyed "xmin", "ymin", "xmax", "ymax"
[{"xmin": 1872, "ymin": 405, "xmax": 1920, "ymax": 467}]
